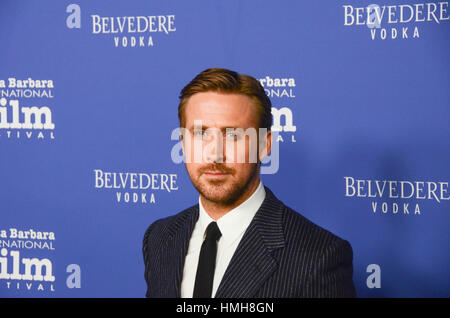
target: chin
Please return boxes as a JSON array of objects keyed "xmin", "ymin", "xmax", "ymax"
[{"xmin": 197, "ymin": 183, "xmax": 242, "ymax": 205}]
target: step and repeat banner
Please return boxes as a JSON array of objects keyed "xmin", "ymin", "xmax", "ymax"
[{"xmin": 1, "ymin": 0, "xmax": 449, "ymax": 298}]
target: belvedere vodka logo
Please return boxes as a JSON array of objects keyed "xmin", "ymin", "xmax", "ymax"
[
  {"xmin": 66, "ymin": 4, "xmax": 176, "ymax": 48},
  {"xmin": 343, "ymin": 2, "xmax": 449, "ymax": 40},
  {"xmin": 93, "ymin": 169, "xmax": 179, "ymax": 204},
  {"xmin": 0, "ymin": 78, "xmax": 56, "ymax": 140},
  {"xmin": 344, "ymin": 177, "xmax": 450, "ymax": 215}
]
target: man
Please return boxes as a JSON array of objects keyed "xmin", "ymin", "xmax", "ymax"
[{"xmin": 142, "ymin": 68, "xmax": 356, "ymax": 298}]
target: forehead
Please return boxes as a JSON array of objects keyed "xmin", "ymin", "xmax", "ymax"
[{"xmin": 184, "ymin": 92, "xmax": 258, "ymax": 128}]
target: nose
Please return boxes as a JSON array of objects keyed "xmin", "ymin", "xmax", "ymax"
[{"xmin": 205, "ymin": 132, "xmax": 224, "ymax": 163}]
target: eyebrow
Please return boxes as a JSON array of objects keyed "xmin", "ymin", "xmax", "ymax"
[{"xmin": 187, "ymin": 125, "xmax": 244, "ymax": 132}]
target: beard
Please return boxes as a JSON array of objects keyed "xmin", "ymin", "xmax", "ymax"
[{"xmin": 188, "ymin": 163, "xmax": 259, "ymax": 206}]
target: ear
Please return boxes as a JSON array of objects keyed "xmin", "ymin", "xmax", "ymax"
[
  {"xmin": 180, "ymin": 127, "xmax": 195, "ymax": 163},
  {"xmin": 259, "ymin": 130, "xmax": 272, "ymax": 161},
  {"xmin": 180, "ymin": 130, "xmax": 184, "ymax": 145},
  {"xmin": 180, "ymin": 128, "xmax": 186, "ymax": 156}
]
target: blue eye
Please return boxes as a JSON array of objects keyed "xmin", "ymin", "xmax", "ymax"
[
  {"xmin": 226, "ymin": 132, "xmax": 239, "ymax": 140},
  {"xmin": 194, "ymin": 130, "xmax": 205, "ymax": 136}
]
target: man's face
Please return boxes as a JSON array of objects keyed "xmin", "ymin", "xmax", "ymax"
[{"xmin": 181, "ymin": 92, "xmax": 270, "ymax": 206}]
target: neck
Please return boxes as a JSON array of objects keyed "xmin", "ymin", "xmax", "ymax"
[{"xmin": 200, "ymin": 177, "xmax": 261, "ymax": 221}]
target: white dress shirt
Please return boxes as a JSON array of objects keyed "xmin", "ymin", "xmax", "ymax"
[{"xmin": 180, "ymin": 181, "xmax": 266, "ymax": 298}]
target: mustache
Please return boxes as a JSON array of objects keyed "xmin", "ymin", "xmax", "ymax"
[{"xmin": 199, "ymin": 164, "xmax": 235, "ymax": 174}]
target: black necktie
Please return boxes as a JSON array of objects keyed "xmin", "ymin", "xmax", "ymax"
[{"xmin": 193, "ymin": 221, "xmax": 222, "ymax": 298}]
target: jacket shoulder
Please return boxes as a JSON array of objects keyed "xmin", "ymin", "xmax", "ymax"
[
  {"xmin": 143, "ymin": 204, "xmax": 197, "ymax": 236},
  {"xmin": 282, "ymin": 204, "xmax": 349, "ymax": 250},
  {"xmin": 142, "ymin": 204, "xmax": 197, "ymax": 259},
  {"xmin": 280, "ymin": 205, "xmax": 355, "ymax": 297}
]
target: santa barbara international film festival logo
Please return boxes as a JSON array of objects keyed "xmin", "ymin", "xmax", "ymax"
[
  {"xmin": 0, "ymin": 78, "xmax": 55, "ymax": 140},
  {"xmin": 342, "ymin": 2, "xmax": 449, "ymax": 40},
  {"xmin": 258, "ymin": 75, "xmax": 297, "ymax": 145},
  {"xmin": 66, "ymin": 4, "xmax": 176, "ymax": 48},
  {"xmin": 344, "ymin": 177, "xmax": 450, "ymax": 216},
  {"xmin": 0, "ymin": 227, "xmax": 81, "ymax": 293}
]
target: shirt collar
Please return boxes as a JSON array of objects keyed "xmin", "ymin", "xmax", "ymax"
[{"xmin": 198, "ymin": 181, "xmax": 266, "ymax": 247}]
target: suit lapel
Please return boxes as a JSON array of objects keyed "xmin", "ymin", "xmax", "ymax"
[
  {"xmin": 215, "ymin": 187, "xmax": 285, "ymax": 298},
  {"xmin": 165, "ymin": 205, "xmax": 199, "ymax": 297}
]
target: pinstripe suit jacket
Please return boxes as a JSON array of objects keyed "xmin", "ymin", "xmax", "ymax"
[{"xmin": 142, "ymin": 187, "xmax": 356, "ymax": 298}]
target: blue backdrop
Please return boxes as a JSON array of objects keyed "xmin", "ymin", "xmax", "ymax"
[{"xmin": 1, "ymin": 0, "xmax": 449, "ymax": 297}]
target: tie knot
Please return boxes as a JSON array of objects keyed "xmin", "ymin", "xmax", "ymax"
[{"xmin": 205, "ymin": 222, "xmax": 221, "ymax": 241}]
